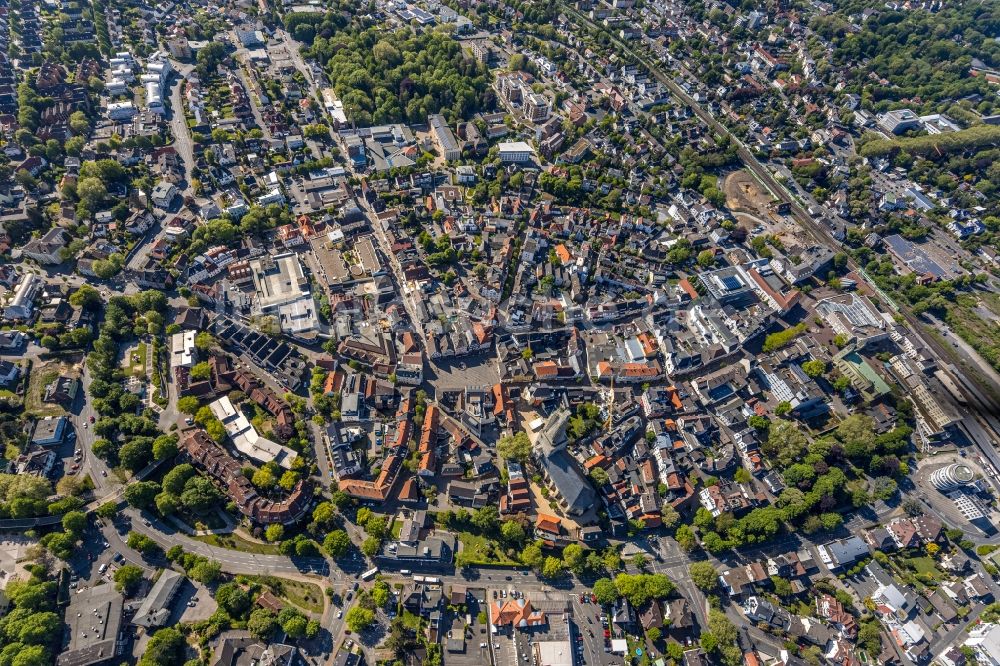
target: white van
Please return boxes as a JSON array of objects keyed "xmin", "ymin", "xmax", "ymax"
[
  {"xmin": 400, "ymin": 569, "xmax": 411, "ymax": 575},
  {"xmin": 99, "ymin": 563, "xmax": 108, "ymax": 574}
]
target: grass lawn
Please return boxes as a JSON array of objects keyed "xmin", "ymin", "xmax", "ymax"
[
  {"xmin": 390, "ymin": 519, "xmax": 402, "ymax": 539},
  {"xmin": 132, "ymin": 342, "xmax": 146, "ymax": 378},
  {"xmin": 454, "ymin": 531, "xmax": 518, "ymax": 567},
  {"xmin": 192, "ymin": 532, "xmax": 282, "ymax": 555},
  {"xmin": 0, "ymin": 388, "xmax": 22, "ymax": 409},
  {"xmin": 245, "ymin": 575, "xmax": 325, "ymax": 614},
  {"xmin": 401, "ymin": 610, "xmax": 423, "ymax": 632},
  {"xmin": 905, "ymin": 557, "xmax": 940, "ymax": 577}
]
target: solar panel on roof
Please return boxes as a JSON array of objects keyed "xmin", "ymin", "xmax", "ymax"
[{"xmin": 721, "ymin": 275, "xmax": 742, "ymax": 291}]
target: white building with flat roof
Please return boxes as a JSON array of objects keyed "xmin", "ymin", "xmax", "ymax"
[
  {"xmin": 108, "ymin": 101, "xmax": 137, "ymax": 120},
  {"xmin": 209, "ymin": 395, "xmax": 298, "ymax": 469},
  {"xmin": 250, "ymin": 253, "xmax": 319, "ymax": 335},
  {"xmin": 170, "ymin": 330, "xmax": 196, "ymax": 368},
  {"xmin": 966, "ymin": 623, "xmax": 1000, "ymax": 666},
  {"xmin": 497, "ymin": 141, "xmax": 536, "ymax": 163}
]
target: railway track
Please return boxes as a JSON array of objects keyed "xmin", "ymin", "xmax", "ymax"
[{"xmin": 560, "ymin": 3, "xmax": 1000, "ymax": 444}]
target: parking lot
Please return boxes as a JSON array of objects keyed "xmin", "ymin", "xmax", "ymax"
[{"xmin": 484, "ymin": 588, "xmax": 621, "ymax": 666}]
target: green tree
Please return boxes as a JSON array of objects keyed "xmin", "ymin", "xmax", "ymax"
[
  {"xmin": 248, "ymin": 608, "xmax": 278, "ymax": 641},
  {"xmin": 127, "ymin": 531, "xmax": 161, "ymax": 557},
  {"xmin": 592, "ymin": 578, "xmax": 619, "ymax": 604},
  {"xmin": 189, "ymin": 362, "xmax": 211, "ymax": 381},
  {"xmin": 836, "ymin": 414, "xmax": 877, "ymax": 458},
  {"xmin": 497, "ymin": 431, "xmax": 532, "ymax": 463},
  {"xmin": 177, "ymin": 396, "xmax": 201, "ymax": 415},
  {"xmin": 660, "ymin": 504, "xmax": 680, "ymax": 529},
  {"xmin": 689, "ymin": 561, "xmax": 719, "ymax": 591},
  {"xmin": 361, "ymin": 536, "xmax": 381, "ymax": 558},
  {"xmin": 162, "ymin": 464, "xmax": 196, "ymax": 495},
  {"xmin": 188, "ymin": 559, "xmax": 221, "ymax": 584},
  {"xmin": 562, "ymin": 543, "xmax": 586, "ymax": 573},
  {"xmin": 501, "ymin": 520, "xmax": 526, "ymax": 546},
  {"xmin": 521, "ymin": 543, "xmax": 544, "ymax": 570},
  {"xmin": 155, "ymin": 492, "xmax": 180, "ymax": 517},
  {"xmin": 69, "ymin": 284, "xmax": 102, "ymax": 309},
  {"xmin": 541, "ymin": 556, "xmax": 565, "ymax": 579},
  {"xmin": 471, "ymin": 506, "xmax": 499, "ymax": 534},
  {"xmin": 763, "ymin": 420, "xmax": 808, "ymax": 467},
  {"xmin": 113, "ymin": 564, "xmax": 144, "ymax": 594},
  {"xmin": 613, "ymin": 573, "xmax": 675, "ymax": 607},
  {"xmin": 138, "ymin": 628, "xmax": 187, "ymax": 666},
  {"xmin": 345, "ymin": 606, "xmax": 375, "ymax": 632},
  {"xmin": 589, "ymin": 467, "xmax": 609, "ymax": 488},
  {"xmin": 216, "ymin": 582, "xmax": 252, "ymax": 618},
  {"xmin": 180, "ymin": 477, "xmax": 221, "ymax": 514},
  {"xmin": 124, "ymin": 481, "xmax": 160, "ymax": 509},
  {"xmin": 771, "ymin": 575, "xmax": 793, "ymax": 597},
  {"xmin": 312, "ymin": 501, "xmax": 335, "ymax": 527},
  {"xmin": 95, "ymin": 501, "xmax": 119, "ymax": 520},
  {"xmin": 69, "ymin": 111, "xmax": 90, "ymax": 135},
  {"xmin": 675, "ymin": 524, "xmax": 697, "ymax": 552},
  {"xmin": 119, "ymin": 438, "xmax": 153, "ymax": 472},
  {"xmin": 278, "ymin": 470, "xmax": 299, "ymax": 492},
  {"xmin": 372, "ymin": 581, "xmax": 391, "ymax": 608},
  {"xmin": 252, "ymin": 467, "xmax": 277, "ymax": 490},
  {"xmin": 801, "ymin": 359, "xmax": 827, "ymax": 378},
  {"xmin": 152, "ymin": 435, "xmax": 179, "ymax": 461},
  {"xmin": 62, "ymin": 511, "xmax": 87, "ymax": 537},
  {"xmin": 77, "ymin": 177, "xmax": 107, "ymax": 210},
  {"xmin": 265, "ymin": 524, "xmax": 285, "ymax": 542},
  {"xmin": 324, "ymin": 530, "xmax": 351, "ymax": 557}
]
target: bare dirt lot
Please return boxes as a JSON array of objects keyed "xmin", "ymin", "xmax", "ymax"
[
  {"xmin": 724, "ymin": 170, "xmax": 818, "ymax": 250},
  {"xmin": 723, "ymin": 170, "xmax": 776, "ymax": 214}
]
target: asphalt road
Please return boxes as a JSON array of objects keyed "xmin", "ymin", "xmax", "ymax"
[{"xmin": 122, "ymin": 508, "xmax": 329, "ymax": 576}]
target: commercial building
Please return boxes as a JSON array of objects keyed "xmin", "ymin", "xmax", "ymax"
[
  {"xmin": 817, "ymin": 535, "xmax": 869, "ymax": 571},
  {"xmin": 57, "ymin": 583, "xmax": 125, "ymax": 666},
  {"xmin": 209, "ymin": 395, "xmax": 298, "ymax": 469},
  {"xmin": 170, "ymin": 329, "xmax": 196, "ymax": 368},
  {"xmin": 3, "ymin": 273, "xmax": 43, "ymax": 320},
  {"xmin": 965, "ymin": 624, "xmax": 1000, "ymax": 666},
  {"xmin": 249, "ymin": 253, "xmax": 319, "ymax": 335},
  {"xmin": 497, "ymin": 141, "xmax": 536, "ymax": 163},
  {"xmin": 931, "ymin": 463, "xmax": 975, "ymax": 492},
  {"xmin": 21, "ymin": 229, "xmax": 69, "ymax": 265},
  {"xmin": 132, "ymin": 569, "xmax": 183, "ymax": 628},
  {"xmin": 31, "ymin": 416, "xmax": 69, "ymax": 447},
  {"xmin": 815, "ymin": 293, "xmax": 888, "ymax": 349},
  {"xmin": 429, "ymin": 114, "xmax": 461, "ymax": 161},
  {"xmin": 877, "ymin": 108, "xmax": 921, "ymax": 135},
  {"xmin": 151, "ymin": 181, "xmax": 177, "ymax": 208},
  {"xmin": 107, "ymin": 101, "xmax": 137, "ymax": 121}
]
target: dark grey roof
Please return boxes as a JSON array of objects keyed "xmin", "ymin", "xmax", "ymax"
[
  {"xmin": 539, "ymin": 448, "xmax": 596, "ymax": 515},
  {"xmin": 57, "ymin": 583, "xmax": 124, "ymax": 666},
  {"xmin": 132, "ymin": 569, "xmax": 183, "ymax": 628}
]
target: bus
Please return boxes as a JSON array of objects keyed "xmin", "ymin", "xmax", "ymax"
[{"xmin": 361, "ymin": 567, "xmax": 379, "ymax": 581}]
